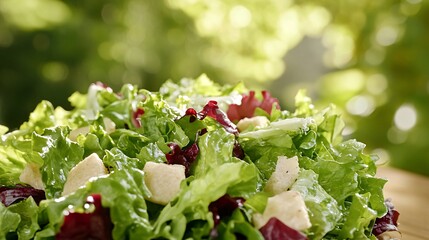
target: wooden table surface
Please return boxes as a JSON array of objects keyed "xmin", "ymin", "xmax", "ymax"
[{"xmin": 377, "ymin": 167, "xmax": 429, "ymax": 240}]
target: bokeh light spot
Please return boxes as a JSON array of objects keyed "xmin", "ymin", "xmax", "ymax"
[
  {"xmin": 366, "ymin": 74, "xmax": 388, "ymax": 95},
  {"xmin": 229, "ymin": 5, "xmax": 252, "ymax": 29},
  {"xmin": 387, "ymin": 127, "xmax": 408, "ymax": 144},
  {"xmin": 346, "ymin": 95, "xmax": 375, "ymax": 116},
  {"xmin": 364, "ymin": 47, "xmax": 385, "ymax": 66},
  {"xmin": 0, "ymin": 0, "xmax": 70, "ymax": 30},
  {"xmin": 322, "ymin": 26, "xmax": 354, "ymax": 68},
  {"xmin": 376, "ymin": 26, "xmax": 398, "ymax": 46},
  {"xmin": 394, "ymin": 104, "xmax": 417, "ymax": 131},
  {"xmin": 302, "ymin": 5, "xmax": 331, "ymax": 36},
  {"xmin": 406, "ymin": 0, "xmax": 421, "ymax": 4},
  {"xmin": 320, "ymin": 69, "xmax": 366, "ymax": 100},
  {"xmin": 372, "ymin": 148, "xmax": 391, "ymax": 166},
  {"xmin": 42, "ymin": 62, "xmax": 69, "ymax": 82}
]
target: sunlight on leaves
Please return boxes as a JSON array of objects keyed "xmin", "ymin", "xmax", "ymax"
[{"xmin": 0, "ymin": 0, "xmax": 70, "ymax": 30}]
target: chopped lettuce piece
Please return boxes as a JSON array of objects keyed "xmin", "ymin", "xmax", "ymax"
[
  {"xmin": 7, "ymin": 197, "xmax": 41, "ymax": 240},
  {"xmin": 290, "ymin": 170, "xmax": 341, "ymax": 239},
  {"xmin": 0, "ymin": 145, "xmax": 27, "ymax": 186},
  {"xmin": 0, "ymin": 203, "xmax": 21, "ymax": 239},
  {"xmin": 153, "ymin": 161, "xmax": 259, "ymax": 239},
  {"xmin": 32, "ymin": 127, "xmax": 84, "ymax": 199}
]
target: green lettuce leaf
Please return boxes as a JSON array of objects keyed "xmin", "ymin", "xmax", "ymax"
[
  {"xmin": 135, "ymin": 90, "xmax": 189, "ymax": 147},
  {"xmin": 108, "ymin": 129, "xmax": 150, "ymax": 158},
  {"xmin": 193, "ymin": 128, "xmax": 236, "ymax": 177},
  {"xmin": 338, "ymin": 193, "xmax": 378, "ymax": 239},
  {"xmin": 153, "ymin": 161, "xmax": 259, "ymax": 239},
  {"xmin": 360, "ymin": 176, "xmax": 388, "ymax": 217},
  {"xmin": 216, "ymin": 209, "xmax": 264, "ymax": 240},
  {"xmin": 175, "ymin": 115, "xmax": 207, "ymax": 143},
  {"xmin": 19, "ymin": 101, "xmax": 57, "ymax": 135},
  {"xmin": 159, "ymin": 74, "xmax": 246, "ymax": 113},
  {"xmin": 75, "ymin": 118, "xmax": 115, "ymax": 158},
  {"xmin": 238, "ymin": 121, "xmax": 305, "ymax": 180},
  {"xmin": 136, "ymin": 142, "xmax": 168, "ymax": 165},
  {"xmin": 99, "ymin": 84, "xmax": 140, "ymax": 127},
  {"xmin": 0, "ymin": 203, "xmax": 21, "ymax": 239},
  {"xmin": 0, "ymin": 145, "xmax": 27, "ymax": 186},
  {"xmin": 291, "ymin": 169, "xmax": 341, "ymax": 239},
  {"xmin": 238, "ymin": 115, "xmax": 318, "ymax": 180},
  {"xmin": 32, "ymin": 126, "xmax": 84, "ymax": 199},
  {"xmin": 103, "ymin": 147, "xmax": 145, "ymax": 172},
  {"xmin": 7, "ymin": 197, "xmax": 41, "ymax": 240}
]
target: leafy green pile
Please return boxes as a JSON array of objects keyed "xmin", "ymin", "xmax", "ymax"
[{"xmin": 0, "ymin": 75, "xmax": 388, "ymax": 239}]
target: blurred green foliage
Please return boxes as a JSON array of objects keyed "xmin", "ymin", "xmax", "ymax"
[{"xmin": 1, "ymin": 0, "xmax": 428, "ymax": 175}]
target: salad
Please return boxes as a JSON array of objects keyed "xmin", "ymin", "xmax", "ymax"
[{"xmin": 0, "ymin": 75, "xmax": 400, "ymax": 239}]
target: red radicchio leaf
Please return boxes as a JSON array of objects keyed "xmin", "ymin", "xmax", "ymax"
[
  {"xmin": 199, "ymin": 100, "xmax": 238, "ymax": 134},
  {"xmin": 56, "ymin": 194, "xmax": 113, "ymax": 240},
  {"xmin": 181, "ymin": 107, "xmax": 244, "ymax": 159},
  {"xmin": 166, "ymin": 142, "xmax": 199, "ymax": 176},
  {"xmin": 259, "ymin": 218, "xmax": 308, "ymax": 240},
  {"xmin": 182, "ymin": 101, "xmax": 238, "ymax": 134},
  {"xmin": 232, "ymin": 140, "xmax": 245, "ymax": 160},
  {"xmin": 0, "ymin": 185, "xmax": 46, "ymax": 206},
  {"xmin": 209, "ymin": 194, "xmax": 245, "ymax": 238},
  {"xmin": 227, "ymin": 90, "xmax": 280, "ymax": 122},
  {"xmin": 95, "ymin": 81, "xmax": 123, "ymax": 99},
  {"xmin": 95, "ymin": 81, "xmax": 113, "ymax": 91},
  {"xmin": 131, "ymin": 107, "xmax": 145, "ymax": 128},
  {"xmin": 372, "ymin": 199, "xmax": 400, "ymax": 236},
  {"xmin": 260, "ymin": 91, "xmax": 280, "ymax": 114},
  {"xmin": 185, "ymin": 108, "xmax": 198, "ymax": 122}
]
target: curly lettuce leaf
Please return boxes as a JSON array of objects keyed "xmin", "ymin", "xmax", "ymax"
[
  {"xmin": 32, "ymin": 126, "xmax": 84, "ymax": 199},
  {"xmin": 290, "ymin": 169, "xmax": 342, "ymax": 239},
  {"xmin": 136, "ymin": 142, "xmax": 168, "ymax": 165},
  {"xmin": 6, "ymin": 197, "xmax": 41, "ymax": 240},
  {"xmin": 98, "ymin": 84, "xmax": 140, "ymax": 128},
  {"xmin": 19, "ymin": 101, "xmax": 57, "ymax": 136},
  {"xmin": 0, "ymin": 145, "xmax": 27, "ymax": 186},
  {"xmin": 108, "ymin": 129, "xmax": 150, "ymax": 158},
  {"xmin": 0, "ymin": 202, "xmax": 21, "ymax": 239},
  {"xmin": 134, "ymin": 90, "xmax": 189, "ymax": 147},
  {"xmin": 338, "ymin": 193, "xmax": 378, "ymax": 239},
  {"xmin": 103, "ymin": 147, "xmax": 145, "ymax": 172},
  {"xmin": 153, "ymin": 161, "xmax": 259, "ymax": 239},
  {"xmin": 193, "ymin": 128, "xmax": 236, "ymax": 178},
  {"xmin": 159, "ymin": 74, "xmax": 246, "ymax": 113},
  {"xmin": 216, "ymin": 209, "xmax": 264, "ymax": 240},
  {"xmin": 238, "ymin": 118, "xmax": 314, "ymax": 180}
]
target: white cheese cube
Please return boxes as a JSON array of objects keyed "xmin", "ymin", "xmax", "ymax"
[
  {"xmin": 253, "ymin": 190, "xmax": 311, "ymax": 231},
  {"xmin": 68, "ymin": 117, "xmax": 116, "ymax": 141},
  {"xmin": 62, "ymin": 153, "xmax": 108, "ymax": 196},
  {"xmin": 236, "ymin": 116, "xmax": 270, "ymax": 132},
  {"xmin": 265, "ymin": 156, "xmax": 300, "ymax": 195},
  {"xmin": 19, "ymin": 163, "xmax": 44, "ymax": 190},
  {"xmin": 143, "ymin": 162, "xmax": 186, "ymax": 205},
  {"xmin": 69, "ymin": 126, "xmax": 90, "ymax": 141},
  {"xmin": 376, "ymin": 231, "xmax": 402, "ymax": 240},
  {"xmin": 103, "ymin": 117, "xmax": 116, "ymax": 134}
]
